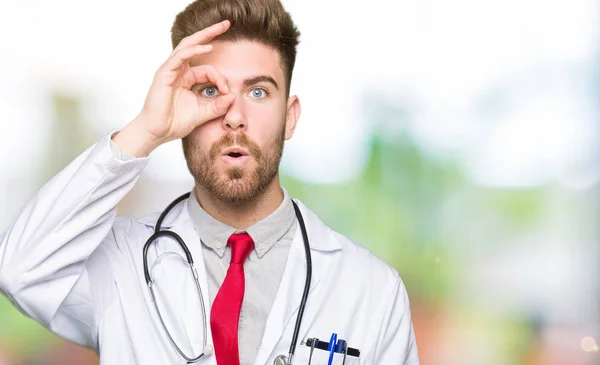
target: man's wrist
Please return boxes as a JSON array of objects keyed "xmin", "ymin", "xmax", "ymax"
[{"xmin": 112, "ymin": 118, "xmax": 163, "ymax": 158}]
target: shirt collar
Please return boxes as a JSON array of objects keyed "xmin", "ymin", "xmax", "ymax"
[{"xmin": 188, "ymin": 186, "xmax": 296, "ymax": 258}]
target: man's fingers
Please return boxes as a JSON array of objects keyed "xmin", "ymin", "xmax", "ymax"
[
  {"xmin": 197, "ymin": 93, "xmax": 236, "ymax": 125},
  {"xmin": 157, "ymin": 20, "xmax": 230, "ymax": 83},
  {"xmin": 174, "ymin": 20, "xmax": 230, "ymax": 53},
  {"xmin": 161, "ymin": 44, "xmax": 213, "ymax": 73},
  {"xmin": 190, "ymin": 65, "xmax": 229, "ymax": 94}
]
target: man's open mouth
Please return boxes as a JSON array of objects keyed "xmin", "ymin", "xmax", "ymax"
[{"xmin": 222, "ymin": 147, "xmax": 250, "ymax": 160}]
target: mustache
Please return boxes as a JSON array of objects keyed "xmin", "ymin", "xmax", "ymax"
[{"xmin": 209, "ymin": 133, "xmax": 262, "ymax": 161}]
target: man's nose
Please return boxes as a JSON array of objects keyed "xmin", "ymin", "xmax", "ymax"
[{"xmin": 222, "ymin": 95, "xmax": 246, "ymax": 131}]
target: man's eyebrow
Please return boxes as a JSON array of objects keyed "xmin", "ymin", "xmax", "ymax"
[{"xmin": 243, "ymin": 75, "xmax": 279, "ymax": 90}]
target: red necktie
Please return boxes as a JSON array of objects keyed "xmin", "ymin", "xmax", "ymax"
[{"xmin": 210, "ymin": 232, "xmax": 254, "ymax": 365}]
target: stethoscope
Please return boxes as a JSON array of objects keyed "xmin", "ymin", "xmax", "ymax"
[{"xmin": 143, "ymin": 192, "xmax": 312, "ymax": 365}]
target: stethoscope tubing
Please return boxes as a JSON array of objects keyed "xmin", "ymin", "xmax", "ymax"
[
  {"xmin": 142, "ymin": 192, "xmax": 312, "ymax": 365},
  {"xmin": 287, "ymin": 200, "xmax": 312, "ymax": 363}
]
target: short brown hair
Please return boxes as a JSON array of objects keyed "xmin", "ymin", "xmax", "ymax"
[{"xmin": 171, "ymin": 0, "xmax": 300, "ymax": 94}]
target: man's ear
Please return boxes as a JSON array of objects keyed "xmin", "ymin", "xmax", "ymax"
[{"xmin": 284, "ymin": 95, "xmax": 301, "ymax": 140}]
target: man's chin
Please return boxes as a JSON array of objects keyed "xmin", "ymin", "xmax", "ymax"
[{"xmin": 206, "ymin": 176, "xmax": 259, "ymax": 203}]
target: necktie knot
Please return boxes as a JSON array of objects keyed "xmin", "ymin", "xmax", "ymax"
[{"xmin": 227, "ymin": 232, "xmax": 254, "ymax": 264}]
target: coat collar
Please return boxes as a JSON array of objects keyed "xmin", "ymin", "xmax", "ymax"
[
  {"xmin": 139, "ymin": 195, "xmax": 341, "ymax": 253},
  {"xmin": 289, "ymin": 199, "xmax": 341, "ymax": 252},
  {"xmin": 140, "ymin": 197, "xmax": 214, "ymax": 359},
  {"xmin": 253, "ymin": 199, "xmax": 342, "ymax": 364}
]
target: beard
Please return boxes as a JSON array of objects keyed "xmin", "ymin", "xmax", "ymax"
[{"xmin": 182, "ymin": 127, "xmax": 285, "ymax": 205}]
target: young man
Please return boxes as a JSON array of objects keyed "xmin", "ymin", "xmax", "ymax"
[{"xmin": 0, "ymin": 0, "xmax": 419, "ymax": 364}]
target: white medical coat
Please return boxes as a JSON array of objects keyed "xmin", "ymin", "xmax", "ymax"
[{"xmin": 0, "ymin": 133, "xmax": 419, "ymax": 364}]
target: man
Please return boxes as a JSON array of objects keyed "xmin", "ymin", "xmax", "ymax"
[{"xmin": 0, "ymin": 0, "xmax": 419, "ymax": 364}]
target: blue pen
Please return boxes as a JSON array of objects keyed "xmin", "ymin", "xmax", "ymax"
[
  {"xmin": 335, "ymin": 339, "xmax": 347, "ymax": 354},
  {"xmin": 327, "ymin": 333, "xmax": 338, "ymax": 365}
]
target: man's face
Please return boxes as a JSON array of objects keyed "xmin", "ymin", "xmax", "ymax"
[{"xmin": 183, "ymin": 40, "xmax": 300, "ymax": 204}]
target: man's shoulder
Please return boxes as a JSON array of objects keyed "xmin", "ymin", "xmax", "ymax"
[
  {"xmin": 330, "ymin": 228, "xmax": 400, "ymax": 282},
  {"xmin": 111, "ymin": 198, "xmax": 186, "ymax": 235},
  {"xmin": 111, "ymin": 213, "xmax": 158, "ymax": 235},
  {"xmin": 96, "ymin": 211, "xmax": 165, "ymax": 259},
  {"xmin": 295, "ymin": 199, "xmax": 400, "ymax": 285}
]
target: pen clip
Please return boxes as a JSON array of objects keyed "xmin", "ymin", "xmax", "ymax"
[
  {"xmin": 303, "ymin": 336, "xmax": 361, "ymax": 358},
  {"xmin": 327, "ymin": 333, "xmax": 338, "ymax": 365}
]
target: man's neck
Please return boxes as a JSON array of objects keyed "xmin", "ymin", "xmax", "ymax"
[{"xmin": 194, "ymin": 177, "xmax": 284, "ymax": 230}]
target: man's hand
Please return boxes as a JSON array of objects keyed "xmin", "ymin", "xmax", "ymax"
[{"xmin": 114, "ymin": 20, "xmax": 235, "ymax": 157}]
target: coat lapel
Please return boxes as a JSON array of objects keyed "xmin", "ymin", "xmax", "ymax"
[
  {"xmin": 253, "ymin": 200, "xmax": 341, "ymax": 365},
  {"xmin": 144, "ymin": 198, "xmax": 215, "ymax": 362},
  {"xmin": 171, "ymin": 199, "xmax": 214, "ymax": 357}
]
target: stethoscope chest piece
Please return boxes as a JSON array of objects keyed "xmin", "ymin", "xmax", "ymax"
[{"xmin": 273, "ymin": 354, "xmax": 289, "ymax": 365}]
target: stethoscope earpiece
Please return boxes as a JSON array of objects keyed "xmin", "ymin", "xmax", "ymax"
[{"xmin": 202, "ymin": 345, "xmax": 213, "ymax": 355}]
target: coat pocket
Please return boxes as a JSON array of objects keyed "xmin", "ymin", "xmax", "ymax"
[{"xmin": 292, "ymin": 342, "xmax": 361, "ymax": 365}]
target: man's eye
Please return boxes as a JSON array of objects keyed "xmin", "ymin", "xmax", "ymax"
[
  {"xmin": 200, "ymin": 86, "xmax": 220, "ymax": 97},
  {"xmin": 249, "ymin": 88, "xmax": 267, "ymax": 99}
]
